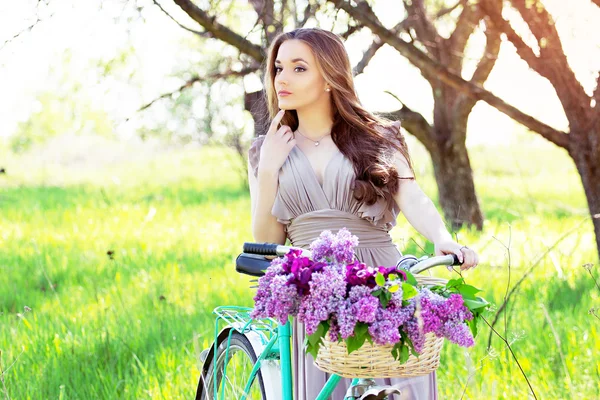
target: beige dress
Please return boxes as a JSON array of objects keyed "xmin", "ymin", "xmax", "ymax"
[{"xmin": 249, "ymin": 132, "xmax": 437, "ymax": 400}]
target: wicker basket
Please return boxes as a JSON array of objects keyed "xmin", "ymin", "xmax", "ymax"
[
  {"xmin": 314, "ymin": 273, "xmax": 448, "ymax": 378},
  {"xmin": 315, "ymin": 332, "xmax": 444, "ymax": 378}
]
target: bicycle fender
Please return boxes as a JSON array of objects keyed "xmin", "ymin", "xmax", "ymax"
[{"xmin": 245, "ymin": 329, "xmax": 283, "ymax": 400}]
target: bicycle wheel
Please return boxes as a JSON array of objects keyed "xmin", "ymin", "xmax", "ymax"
[{"xmin": 197, "ymin": 331, "xmax": 267, "ymax": 400}]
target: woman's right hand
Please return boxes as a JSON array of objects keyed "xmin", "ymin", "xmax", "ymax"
[{"xmin": 258, "ymin": 109, "xmax": 297, "ymax": 176}]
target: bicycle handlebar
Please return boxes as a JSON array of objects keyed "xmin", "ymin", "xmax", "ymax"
[{"xmin": 241, "ymin": 242, "xmax": 461, "ymax": 274}]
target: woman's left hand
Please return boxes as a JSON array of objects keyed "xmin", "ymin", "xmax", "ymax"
[{"xmin": 434, "ymin": 240, "xmax": 479, "ymax": 270}]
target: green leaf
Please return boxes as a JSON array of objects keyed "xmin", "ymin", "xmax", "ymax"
[
  {"xmin": 305, "ymin": 321, "xmax": 330, "ymax": 359},
  {"xmin": 446, "ymin": 278, "xmax": 465, "ymax": 290},
  {"xmin": 391, "ymin": 342, "xmax": 402, "ymax": 361},
  {"xmin": 404, "ymin": 271, "xmax": 418, "ymax": 286},
  {"xmin": 467, "ymin": 318, "xmax": 478, "ymax": 338},
  {"xmin": 375, "ymin": 272, "xmax": 385, "ymax": 287},
  {"xmin": 305, "ymin": 338, "xmax": 319, "ymax": 359},
  {"xmin": 463, "ymin": 297, "xmax": 489, "ymax": 310},
  {"xmin": 388, "ymin": 284, "xmax": 399, "ymax": 293},
  {"xmin": 346, "ymin": 333, "xmax": 367, "ymax": 354},
  {"xmin": 388, "ymin": 273, "xmax": 398, "ymax": 281},
  {"xmin": 402, "ymin": 282, "xmax": 418, "ymax": 300},
  {"xmin": 307, "ymin": 322, "xmax": 326, "ymax": 347},
  {"xmin": 372, "ymin": 288, "xmax": 383, "ymax": 296},
  {"xmin": 399, "ymin": 344, "xmax": 409, "ymax": 364},
  {"xmin": 355, "ymin": 322, "xmax": 369, "ymax": 337},
  {"xmin": 380, "ymin": 290, "xmax": 392, "ymax": 308},
  {"xmin": 457, "ymin": 284, "xmax": 482, "ymax": 300}
]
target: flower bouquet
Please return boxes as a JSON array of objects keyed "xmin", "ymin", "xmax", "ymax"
[{"xmin": 250, "ymin": 228, "xmax": 489, "ymax": 377}]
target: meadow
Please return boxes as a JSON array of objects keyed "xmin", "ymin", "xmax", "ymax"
[{"xmin": 1, "ymin": 135, "xmax": 598, "ymax": 399}]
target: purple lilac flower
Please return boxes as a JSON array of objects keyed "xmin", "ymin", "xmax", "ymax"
[
  {"xmin": 389, "ymin": 288, "xmax": 405, "ymax": 308},
  {"xmin": 441, "ymin": 320, "xmax": 474, "ymax": 347},
  {"xmin": 309, "ymin": 230, "xmax": 335, "ymax": 262},
  {"xmin": 411, "ymin": 289, "xmax": 475, "ymax": 349},
  {"xmin": 348, "ymin": 285, "xmax": 373, "ymax": 302},
  {"xmin": 251, "ymin": 259, "xmax": 301, "ymax": 324},
  {"xmin": 297, "ymin": 265, "xmax": 347, "ymax": 335},
  {"xmin": 368, "ymin": 300, "xmax": 416, "ymax": 345},
  {"xmin": 351, "ymin": 294, "xmax": 379, "ymax": 323},
  {"xmin": 331, "ymin": 228, "xmax": 359, "ymax": 264},
  {"xmin": 336, "ymin": 299, "xmax": 357, "ymax": 339},
  {"xmin": 405, "ymin": 317, "xmax": 426, "ymax": 353},
  {"xmin": 328, "ymin": 319, "xmax": 341, "ymax": 341},
  {"xmin": 310, "ymin": 228, "xmax": 359, "ymax": 265}
]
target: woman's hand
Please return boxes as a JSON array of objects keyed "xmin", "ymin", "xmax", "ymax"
[
  {"xmin": 434, "ymin": 239, "xmax": 479, "ymax": 270},
  {"xmin": 258, "ymin": 109, "xmax": 297, "ymax": 176}
]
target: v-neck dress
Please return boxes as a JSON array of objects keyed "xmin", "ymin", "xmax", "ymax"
[{"xmin": 248, "ymin": 130, "xmax": 437, "ymax": 400}]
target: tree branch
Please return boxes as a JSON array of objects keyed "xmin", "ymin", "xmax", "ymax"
[
  {"xmin": 448, "ymin": 1, "xmax": 483, "ymax": 71},
  {"xmin": 470, "ymin": 17, "xmax": 501, "ymax": 86},
  {"xmin": 484, "ymin": 0, "xmax": 589, "ymax": 126},
  {"xmin": 330, "ymin": 0, "xmax": 570, "ymax": 148},
  {"xmin": 340, "ymin": 23, "xmax": 362, "ymax": 40},
  {"xmin": 403, "ymin": 0, "xmax": 445, "ymax": 60},
  {"xmin": 454, "ymin": 8, "xmax": 502, "ymax": 129},
  {"xmin": 152, "ymin": 0, "xmax": 211, "ymax": 38},
  {"xmin": 479, "ymin": 0, "xmax": 547, "ymax": 75},
  {"xmin": 509, "ymin": 0, "xmax": 574, "ymax": 84},
  {"xmin": 353, "ymin": 37, "xmax": 384, "ymax": 76},
  {"xmin": 385, "ymin": 103, "xmax": 435, "ymax": 151},
  {"xmin": 352, "ymin": 19, "xmax": 410, "ymax": 76},
  {"xmin": 133, "ymin": 66, "xmax": 260, "ymax": 115},
  {"xmin": 172, "ymin": 0, "xmax": 265, "ymax": 62},
  {"xmin": 435, "ymin": 0, "xmax": 468, "ymax": 18}
]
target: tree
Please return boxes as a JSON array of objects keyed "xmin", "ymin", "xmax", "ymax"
[
  {"xmin": 478, "ymin": 0, "xmax": 600, "ymax": 257},
  {"xmin": 331, "ymin": 0, "xmax": 600, "ymax": 258},
  {"xmin": 373, "ymin": 0, "xmax": 504, "ymax": 230}
]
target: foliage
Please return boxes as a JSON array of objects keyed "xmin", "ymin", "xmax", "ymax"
[{"xmin": 0, "ymin": 143, "xmax": 598, "ymax": 398}]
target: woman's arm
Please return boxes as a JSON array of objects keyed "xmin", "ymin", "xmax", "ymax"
[
  {"xmin": 247, "ymin": 109, "xmax": 296, "ymax": 245},
  {"xmin": 391, "ymin": 151, "xmax": 479, "ymax": 269},
  {"xmin": 248, "ymin": 160, "xmax": 287, "ymax": 244}
]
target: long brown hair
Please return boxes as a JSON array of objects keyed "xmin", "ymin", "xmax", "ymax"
[{"xmin": 262, "ymin": 27, "xmax": 415, "ymax": 205}]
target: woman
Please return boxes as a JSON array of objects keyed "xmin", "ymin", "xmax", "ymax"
[{"xmin": 247, "ymin": 27, "xmax": 479, "ymax": 400}]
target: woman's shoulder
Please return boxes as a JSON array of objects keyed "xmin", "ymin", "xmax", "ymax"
[{"xmin": 248, "ymin": 135, "xmax": 267, "ymax": 178}]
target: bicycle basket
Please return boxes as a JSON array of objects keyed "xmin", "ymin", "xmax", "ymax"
[{"xmin": 314, "ymin": 274, "xmax": 447, "ymax": 378}]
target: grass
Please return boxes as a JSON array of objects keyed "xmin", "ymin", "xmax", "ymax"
[{"xmin": 1, "ymin": 136, "xmax": 599, "ymax": 399}]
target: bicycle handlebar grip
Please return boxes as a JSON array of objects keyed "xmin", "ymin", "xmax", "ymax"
[
  {"xmin": 452, "ymin": 254, "xmax": 461, "ymax": 265},
  {"xmin": 243, "ymin": 242, "xmax": 279, "ymax": 255}
]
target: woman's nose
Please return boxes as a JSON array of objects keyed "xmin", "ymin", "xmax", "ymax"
[{"xmin": 275, "ymin": 71, "xmax": 289, "ymax": 85}]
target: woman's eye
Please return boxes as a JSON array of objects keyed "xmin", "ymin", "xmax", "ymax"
[{"xmin": 275, "ymin": 66, "xmax": 305, "ymax": 73}]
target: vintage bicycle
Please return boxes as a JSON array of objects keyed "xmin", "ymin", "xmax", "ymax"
[{"xmin": 195, "ymin": 242, "xmax": 461, "ymax": 400}]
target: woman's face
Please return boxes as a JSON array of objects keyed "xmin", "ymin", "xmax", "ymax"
[{"xmin": 274, "ymin": 39, "xmax": 329, "ymax": 110}]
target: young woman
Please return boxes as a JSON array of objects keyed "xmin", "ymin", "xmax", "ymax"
[{"xmin": 248, "ymin": 27, "xmax": 479, "ymax": 400}]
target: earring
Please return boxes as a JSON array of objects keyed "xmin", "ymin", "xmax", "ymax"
[{"xmin": 326, "ymin": 88, "xmax": 331, "ymax": 92}]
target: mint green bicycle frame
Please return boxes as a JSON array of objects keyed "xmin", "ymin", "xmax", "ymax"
[{"xmin": 211, "ymin": 306, "xmax": 360, "ymax": 400}]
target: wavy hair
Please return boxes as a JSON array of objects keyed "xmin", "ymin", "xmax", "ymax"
[{"xmin": 262, "ymin": 27, "xmax": 415, "ymax": 205}]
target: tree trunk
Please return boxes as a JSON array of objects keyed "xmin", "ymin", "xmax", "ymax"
[
  {"xmin": 569, "ymin": 129, "xmax": 600, "ymax": 257},
  {"xmin": 244, "ymin": 90, "xmax": 269, "ymax": 137},
  {"xmin": 430, "ymin": 135, "xmax": 484, "ymax": 231}
]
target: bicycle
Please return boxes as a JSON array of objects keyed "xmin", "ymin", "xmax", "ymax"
[{"xmin": 195, "ymin": 242, "xmax": 461, "ymax": 400}]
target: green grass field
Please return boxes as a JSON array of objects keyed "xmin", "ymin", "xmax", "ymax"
[{"xmin": 1, "ymin": 137, "xmax": 599, "ymax": 399}]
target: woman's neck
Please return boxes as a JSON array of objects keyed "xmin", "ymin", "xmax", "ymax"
[{"xmin": 295, "ymin": 103, "xmax": 334, "ymax": 140}]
